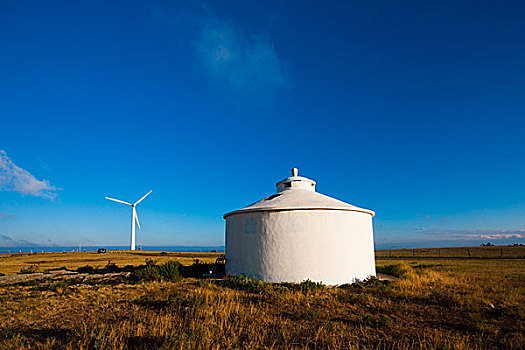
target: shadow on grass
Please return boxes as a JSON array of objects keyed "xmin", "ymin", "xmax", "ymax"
[
  {"xmin": 0, "ymin": 326, "xmax": 73, "ymax": 343},
  {"xmin": 125, "ymin": 336, "xmax": 166, "ymax": 350},
  {"xmin": 0, "ymin": 327, "xmax": 171, "ymax": 349}
]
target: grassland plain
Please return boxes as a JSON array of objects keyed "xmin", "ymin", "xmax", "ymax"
[
  {"xmin": 0, "ymin": 249, "xmax": 523, "ymax": 349},
  {"xmin": 0, "ymin": 251, "xmax": 222, "ymax": 276}
]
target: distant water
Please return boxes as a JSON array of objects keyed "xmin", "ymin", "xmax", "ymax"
[{"xmin": 0, "ymin": 246, "xmax": 225, "ymax": 254}]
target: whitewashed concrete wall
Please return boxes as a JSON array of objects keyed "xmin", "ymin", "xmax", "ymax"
[{"xmin": 225, "ymin": 209, "xmax": 375, "ymax": 285}]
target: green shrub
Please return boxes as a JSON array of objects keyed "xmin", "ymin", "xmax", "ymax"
[
  {"xmin": 157, "ymin": 261, "xmax": 182, "ymax": 280},
  {"xmin": 297, "ymin": 279, "xmax": 324, "ymax": 293},
  {"xmin": 133, "ymin": 265, "xmax": 160, "ymax": 281},
  {"xmin": 145, "ymin": 258, "xmax": 157, "ymax": 266},
  {"xmin": 376, "ymin": 263, "xmax": 416, "ymax": 279},
  {"xmin": 218, "ymin": 274, "xmax": 270, "ymax": 294},
  {"xmin": 131, "ymin": 260, "xmax": 182, "ymax": 282},
  {"xmin": 278, "ymin": 279, "xmax": 324, "ymax": 294},
  {"xmin": 341, "ymin": 275, "xmax": 389, "ymax": 290}
]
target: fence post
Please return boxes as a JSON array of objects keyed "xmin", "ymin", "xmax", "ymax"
[
  {"xmin": 413, "ymin": 248, "xmax": 415, "ymax": 257},
  {"xmin": 500, "ymin": 248, "xmax": 503, "ymax": 257},
  {"xmin": 467, "ymin": 248, "xmax": 470, "ymax": 258},
  {"xmin": 438, "ymin": 249, "xmax": 441, "ymax": 257},
  {"xmin": 389, "ymin": 250, "xmax": 392, "ymax": 258}
]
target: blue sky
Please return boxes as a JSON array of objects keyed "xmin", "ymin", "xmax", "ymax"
[{"xmin": 1, "ymin": 0, "xmax": 524, "ymax": 248}]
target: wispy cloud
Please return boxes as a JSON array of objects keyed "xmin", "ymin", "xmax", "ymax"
[
  {"xmin": 376, "ymin": 227, "xmax": 524, "ymax": 247},
  {"xmin": 424, "ymin": 228, "xmax": 524, "ymax": 241},
  {"xmin": 0, "ymin": 150, "xmax": 58, "ymax": 200},
  {"xmin": 192, "ymin": 8, "xmax": 288, "ymax": 96}
]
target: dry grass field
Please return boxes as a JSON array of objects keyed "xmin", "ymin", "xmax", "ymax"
[
  {"xmin": 0, "ymin": 251, "xmax": 221, "ymax": 276},
  {"xmin": 375, "ymin": 245, "xmax": 525, "ymax": 259},
  {"xmin": 0, "ymin": 248, "xmax": 523, "ymax": 349}
]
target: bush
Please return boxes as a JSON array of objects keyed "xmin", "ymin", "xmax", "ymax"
[
  {"xmin": 157, "ymin": 261, "xmax": 182, "ymax": 280},
  {"xmin": 134, "ymin": 265, "xmax": 161, "ymax": 281},
  {"xmin": 131, "ymin": 260, "xmax": 182, "ymax": 282},
  {"xmin": 180, "ymin": 262, "xmax": 216, "ymax": 278},
  {"xmin": 218, "ymin": 276, "xmax": 324, "ymax": 294},
  {"xmin": 123, "ymin": 264, "xmax": 135, "ymax": 272},
  {"xmin": 19, "ymin": 265, "xmax": 38, "ymax": 274},
  {"xmin": 218, "ymin": 274, "xmax": 270, "ymax": 294},
  {"xmin": 145, "ymin": 258, "xmax": 156, "ymax": 266},
  {"xmin": 105, "ymin": 261, "xmax": 119, "ymax": 272},
  {"xmin": 341, "ymin": 275, "xmax": 389, "ymax": 290},
  {"xmin": 297, "ymin": 279, "xmax": 324, "ymax": 293},
  {"xmin": 278, "ymin": 279, "xmax": 324, "ymax": 294}
]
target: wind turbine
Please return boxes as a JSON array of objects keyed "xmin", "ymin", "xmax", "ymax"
[{"xmin": 105, "ymin": 190, "xmax": 152, "ymax": 250}]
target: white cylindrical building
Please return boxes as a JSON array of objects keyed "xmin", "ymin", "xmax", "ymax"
[{"xmin": 223, "ymin": 168, "xmax": 376, "ymax": 285}]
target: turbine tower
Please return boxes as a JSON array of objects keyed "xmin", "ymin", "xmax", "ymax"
[{"xmin": 105, "ymin": 190, "xmax": 152, "ymax": 250}]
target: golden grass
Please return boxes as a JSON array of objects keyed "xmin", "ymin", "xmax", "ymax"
[
  {"xmin": 0, "ymin": 251, "xmax": 221, "ymax": 275},
  {"xmin": 375, "ymin": 245, "xmax": 525, "ymax": 259},
  {"xmin": 0, "ymin": 253, "xmax": 523, "ymax": 349}
]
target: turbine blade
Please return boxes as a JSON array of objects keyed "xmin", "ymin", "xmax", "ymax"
[
  {"xmin": 134, "ymin": 190, "xmax": 152, "ymax": 205},
  {"xmin": 134, "ymin": 207, "xmax": 141, "ymax": 229},
  {"xmin": 105, "ymin": 197, "xmax": 132, "ymax": 206}
]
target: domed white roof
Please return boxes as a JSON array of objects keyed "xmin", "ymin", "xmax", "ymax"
[{"xmin": 224, "ymin": 168, "xmax": 375, "ymax": 218}]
